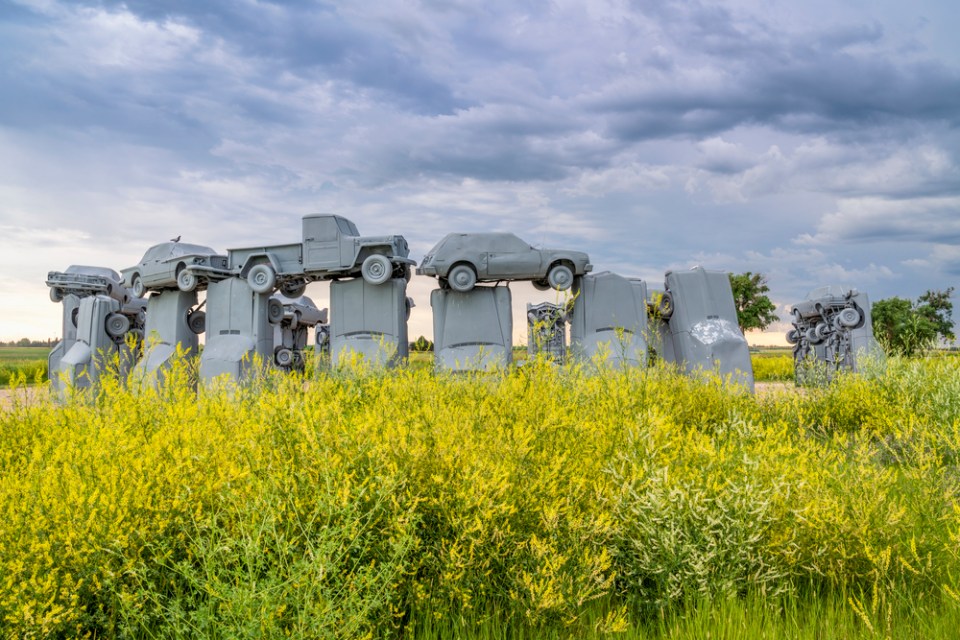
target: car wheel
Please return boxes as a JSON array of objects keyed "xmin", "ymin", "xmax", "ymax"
[
  {"xmin": 532, "ymin": 279, "xmax": 551, "ymax": 291},
  {"xmin": 275, "ymin": 347, "xmax": 294, "ymax": 367},
  {"xmin": 815, "ymin": 322, "xmax": 830, "ymax": 341},
  {"xmin": 786, "ymin": 328, "xmax": 800, "ymax": 344},
  {"xmin": 131, "ymin": 274, "xmax": 146, "ymax": 299},
  {"xmin": 49, "ymin": 287, "xmax": 64, "ymax": 303},
  {"xmin": 247, "ymin": 263, "xmax": 277, "ymax": 293},
  {"xmin": 280, "ymin": 280, "xmax": 307, "ymax": 298},
  {"xmin": 835, "ymin": 307, "xmax": 863, "ymax": 329},
  {"xmin": 656, "ymin": 292, "xmax": 674, "ymax": 320},
  {"xmin": 448, "ymin": 263, "xmax": 477, "ymax": 292},
  {"xmin": 105, "ymin": 313, "xmax": 130, "ymax": 338},
  {"xmin": 361, "ymin": 254, "xmax": 392, "ymax": 285},
  {"xmin": 267, "ymin": 298, "xmax": 285, "ymax": 324},
  {"xmin": 177, "ymin": 268, "xmax": 198, "ymax": 292},
  {"xmin": 187, "ymin": 310, "xmax": 206, "ymax": 334},
  {"xmin": 547, "ymin": 263, "xmax": 574, "ymax": 291}
]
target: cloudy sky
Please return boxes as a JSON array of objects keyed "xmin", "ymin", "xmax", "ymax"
[{"xmin": 2, "ymin": 0, "xmax": 958, "ymax": 344}]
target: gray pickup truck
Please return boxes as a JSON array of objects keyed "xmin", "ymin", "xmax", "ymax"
[{"xmin": 189, "ymin": 214, "xmax": 414, "ymax": 296}]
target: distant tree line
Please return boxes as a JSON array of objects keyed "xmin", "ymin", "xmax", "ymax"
[{"xmin": 1, "ymin": 338, "xmax": 57, "ymax": 348}]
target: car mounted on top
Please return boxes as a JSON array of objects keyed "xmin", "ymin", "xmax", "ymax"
[
  {"xmin": 417, "ymin": 232, "xmax": 592, "ymax": 292},
  {"xmin": 189, "ymin": 214, "xmax": 415, "ymax": 296},
  {"xmin": 121, "ymin": 242, "xmax": 229, "ymax": 296},
  {"xmin": 47, "ymin": 265, "xmax": 130, "ymax": 303}
]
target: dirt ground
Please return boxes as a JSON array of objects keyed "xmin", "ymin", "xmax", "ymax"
[{"xmin": 0, "ymin": 385, "xmax": 45, "ymax": 408}]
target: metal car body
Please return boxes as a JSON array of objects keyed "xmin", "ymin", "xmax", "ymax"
[
  {"xmin": 46, "ymin": 265, "xmax": 127, "ymax": 304},
  {"xmin": 787, "ymin": 285, "xmax": 883, "ymax": 383},
  {"xmin": 417, "ymin": 232, "xmax": 592, "ymax": 292},
  {"xmin": 225, "ymin": 214, "xmax": 415, "ymax": 295},
  {"xmin": 122, "ymin": 242, "xmax": 228, "ymax": 297}
]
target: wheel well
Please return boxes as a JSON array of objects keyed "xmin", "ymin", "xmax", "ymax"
[
  {"xmin": 240, "ymin": 256, "xmax": 271, "ymax": 278},
  {"xmin": 356, "ymin": 246, "xmax": 390, "ymax": 263},
  {"xmin": 175, "ymin": 262, "xmax": 186, "ymax": 275},
  {"xmin": 448, "ymin": 260, "xmax": 476, "ymax": 276},
  {"xmin": 548, "ymin": 259, "xmax": 575, "ymax": 273}
]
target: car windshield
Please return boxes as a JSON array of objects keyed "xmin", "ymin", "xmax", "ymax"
[
  {"xmin": 145, "ymin": 242, "xmax": 214, "ymax": 262},
  {"xmin": 336, "ymin": 217, "xmax": 359, "ymax": 236}
]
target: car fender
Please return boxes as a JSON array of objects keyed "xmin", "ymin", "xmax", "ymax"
[{"xmin": 239, "ymin": 252, "xmax": 283, "ymax": 278}]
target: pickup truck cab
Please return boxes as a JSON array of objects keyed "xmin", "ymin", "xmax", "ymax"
[{"xmin": 201, "ymin": 214, "xmax": 414, "ymax": 295}]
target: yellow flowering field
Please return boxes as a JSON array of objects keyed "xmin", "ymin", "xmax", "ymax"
[{"xmin": 2, "ymin": 356, "xmax": 960, "ymax": 637}]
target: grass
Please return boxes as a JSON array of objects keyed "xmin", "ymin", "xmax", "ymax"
[
  {"xmin": 3, "ymin": 354, "xmax": 960, "ymax": 637},
  {"xmin": 410, "ymin": 591, "xmax": 960, "ymax": 639},
  {"xmin": 0, "ymin": 346, "xmax": 47, "ymax": 386}
]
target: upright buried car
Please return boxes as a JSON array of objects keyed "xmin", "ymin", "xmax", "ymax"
[
  {"xmin": 417, "ymin": 232, "xmax": 592, "ymax": 292},
  {"xmin": 122, "ymin": 242, "xmax": 228, "ymax": 297}
]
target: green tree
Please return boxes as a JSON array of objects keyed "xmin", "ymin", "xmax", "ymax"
[
  {"xmin": 872, "ymin": 288, "xmax": 955, "ymax": 357},
  {"xmin": 410, "ymin": 335, "xmax": 434, "ymax": 352},
  {"xmin": 728, "ymin": 272, "xmax": 779, "ymax": 333}
]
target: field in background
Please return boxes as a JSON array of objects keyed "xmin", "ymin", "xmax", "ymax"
[
  {"xmin": 4, "ymin": 345, "xmax": 790, "ymax": 385},
  {"xmin": 0, "ymin": 346, "xmax": 47, "ymax": 386},
  {"xmin": 3, "ymin": 355, "xmax": 960, "ymax": 637}
]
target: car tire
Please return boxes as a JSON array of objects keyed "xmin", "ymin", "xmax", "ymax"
[
  {"xmin": 131, "ymin": 274, "xmax": 146, "ymax": 299},
  {"xmin": 177, "ymin": 268, "xmax": 198, "ymax": 292},
  {"xmin": 448, "ymin": 263, "xmax": 477, "ymax": 292},
  {"xmin": 247, "ymin": 263, "xmax": 277, "ymax": 294},
  {"xmin": 657, "ymin": 292, "xmax": 674, "ymax": 320},
  {"xmin": 267, "ymin": 298, "xmax": 285, "ymax": 324},
  {"xmin": 361, "ymin": 254, "xmax": 392, "ymax": 285},
  {"xmin": 105, "ymin": 313, "xmax": 130, "ymax": 338},
  {"xmin": 547, "ymin": 263, "xmax": 574, "ymax": 291},
  {"xmin": 835, "ymin": 307, "xmax": 862, "ymax": 329},
  {"xmin": 49, "ymin": 287, "xmax": 64, "ymax": 303},
  {"xmin": 786, "ymin": 328, "xmax": 800, "ymax": 344},
  {"xmin": 280, "ymin": 280, "xmax": 307, "ymax": 298},
  {"xmin": 275, "ymin": 347, "xmax": 294, "ymax": 367},
  {"xmin": 815, "ymin": 322, "xmax": 830, "ymax": 341},
  {"xmin": 187, "ymin": 311, "xmax": 206, "ymax": 335}
]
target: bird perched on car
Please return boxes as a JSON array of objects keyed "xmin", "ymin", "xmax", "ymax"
[{"xmin": 170, "ymin": 235, "xmax": 181, "ymax": 242}]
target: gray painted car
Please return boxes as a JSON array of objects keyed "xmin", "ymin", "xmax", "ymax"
[
  {"xmin": 417, "ymin": 232, "xmax": 592, "ymax": 292},
  {"xmin": 46, "ymin": 265, "xmax": 127, "ymax": 303},
  {"xmin": 122, "ymin": 242, "xmax": 228, "ymax": 297}
]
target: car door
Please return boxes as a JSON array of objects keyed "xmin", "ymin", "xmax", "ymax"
[
  {"xmin": 303, "ymin": 216, "xmax": 342, "ymax": 270},
  {"xmin": 485, "ymin": 234, "xmax": 542, "ymax": 278}
]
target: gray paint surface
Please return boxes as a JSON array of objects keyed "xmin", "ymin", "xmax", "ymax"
[
  {"xmin": 329, "ymin": 278, "xmax": 409, "ymax": 367},
  {"xmin": 136, "ymin": 289, "xmax": 203, "ymax": 381},
  {"xmin": 432, "ymin": 286, "xmax": 512, "ymax": 371},
  {"xmin": 418, "ymin": 232, "xmax": 591, "ymax": 292},
  {"xmin": 569, "ymin": 272, "xmax": 648, "ymax": 368},
  {"xmin": 199, "ymin": 277, "xmax": 273, "ymax": 382},
  {"xmin": 46, "ymin": 265, "xmax": 144, "ymax": 391},
  {"xmin": 271, "ymin": 294, "xmax": 327, "ymax": 371},
  {"xmin": 527, "ymin": 302, "xmax": 569, "ymax": 362},
  {"xmin": 57, "ymin": 294, "xmax": 143, "ymax": 390},
  {"xmin": 662, "ymin": 267, "xmax": 754, "ymax": 390},
  {"xmin": 226, "ymin": 214, "xmax": 414, "ymax": 293},
  {"xmin": 788, "ymin": 286, "xmax": 884, "ymax": 384}
]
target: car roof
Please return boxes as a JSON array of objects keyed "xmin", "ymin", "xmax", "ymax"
[
  {"xmin": 65, "ymin": 265, "xmax": 121, "ymax": 280},
  {"xmin": 433, "ymin": 232, "xmax": 528, "ymax": 253},
  {"xmin": 143, "ymin": 242, "xmax": 217, "ymax": 261}
]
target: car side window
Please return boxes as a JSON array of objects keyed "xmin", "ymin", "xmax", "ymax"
[{"xmin": 315, "ymin": 218, "xmax": 339, "ymax": 242}]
